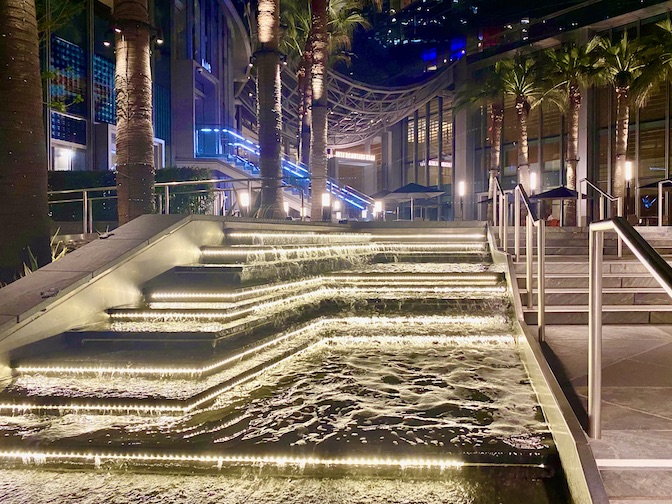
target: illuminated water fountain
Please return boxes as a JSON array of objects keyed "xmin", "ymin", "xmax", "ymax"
[{"xmin": 0, "ymin": 224, "xmax": 573, "ymax": 503}]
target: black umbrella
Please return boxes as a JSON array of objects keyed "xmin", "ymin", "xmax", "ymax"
[
  {"xmin": 383, "ymin": 183, "xmax": 444, "ymax": 219},
  {"xmin": 529, "ymin": 186, "xmax": 588, "ymax": 200},
  {"xmin": 639, "ymin": 179, "xmax": 672, "ymax": 189},
  {"xmin": 369, "ymin": 189, "xmax": 391, "ymax": 199}
]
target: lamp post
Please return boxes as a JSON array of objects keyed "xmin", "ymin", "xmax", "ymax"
[
  {"xmin": 458, "ymin": 181, "xmax": 466, "ymax": 220},
  {"xmin": 625, "ymin": 161, "xmax": 633, "ymax": 217},
  {"xmin": 333, "ymin": 199, "xmax": 341, "ymax": 221},
  {"xmin": 530, "ymin": 171, "xmax": 538, "ymax": 219},
  {"xmin": 240, "ymin": 191, "xmax": 250, "ymax": 217},
  {"xmin": 374, "ymin": 200, "xmax": 383, "ymax": 221},
  {"xmin": 321, "ymin": 192, "xmax": 331, "ymax": 222}
]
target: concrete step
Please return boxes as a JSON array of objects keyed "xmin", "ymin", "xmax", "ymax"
[
  {"xmin": 523, "ymin": 305, "xmax": 672, "ymax": 324},
  {"xmin": 517, "ymin": 274, "xmax": 662, "ymax": 289},
  {"xmin": 520, "ymin": 287, "xmax": 672, "ymax": 306}
]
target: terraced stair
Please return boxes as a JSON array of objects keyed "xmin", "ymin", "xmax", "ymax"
[{"xmin": 514, "ymin": 226, "xmax": 672, "ymax": 324}]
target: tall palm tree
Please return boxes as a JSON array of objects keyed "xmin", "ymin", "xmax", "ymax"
[
  {"xmin": 0, "ymin": 0, "xmax": 50, "ymax": 282},
  {"xmin": 255, "ymin": 0, "xmax": 283, "ymax": 218},
  {"xmin": 599, "ymin": 31, "xmax": 658, "ymax": 201},
  {"xmin": 499, "ymin": 53, "xmax": 546, "ymax": 194},
  {"xmin": 454, "ymin": 67, "xmax": 505, "ymax": 222},
  {"xmin": 309, "ymin": 0, "xmax": 329, "ymax": 220},
  {"xmin": 544, "ymin": 37, "xmax": 604, "ymax": 225},
  {"xmin": 282, "ymin": 0, "xmax": 374, "ymax": 180},
  {"xmin": 114, "ymin": 0, "xmax": 155, "ymax": 224}
]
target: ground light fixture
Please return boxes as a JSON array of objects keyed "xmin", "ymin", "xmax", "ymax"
[
  {"xmin": 530, "ymin": 172, "xmax": 538, "ymax": 194},
  {"xmin": 458, "ymin": 181, "xmax": 466, "ymax": 219},
  {"xmin": 283, "ymin": 201, "xmax": 289, "ymax": 215}
]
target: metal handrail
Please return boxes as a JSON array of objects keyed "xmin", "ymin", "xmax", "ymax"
[
  {"xmin": 588, "ymin": 216, "xmax": 672, "ymax": 439},
  {"xmin": 493, "ymin": 177, "xmax": 507, "ymax": 247},
  {"xmin": 657, "ymin": 179, "xmax": 672, "ymax": 227},
  {"xmin": 513, "ymin": 184, "xmax": 546, "ymax": 342},
  {"xmin": 579, "ymin": 178, "xmax": 624, "ymax": 256},
  {"xmin": 47, "ymin": 175, "xmax": 313, "ymax": 233},
  {"xmin": 578, "ymin": 178, "xmax": 622, "ymax": 226}
]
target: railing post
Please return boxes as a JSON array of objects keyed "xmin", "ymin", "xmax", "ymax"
[
  {"xmin": 588, "ymin": 225, "xmax": 604, "ymax": 439},
  {"xmin": 526, "ymin": 213, "xmax": 533, "ymax": 309},
  {"xmin": 514, "ymin": 188, "xmax": 521, "ymax": 261},
  {"xmin": 88, "ymin": 200, "xmax": 93, "ymax": 234},
  {"xmin": 493, "ymin": 186, "xmax": 499, "ymax": 227},
  {"xmin": 82, "ymin": 190, "xmax": 88, "ymax": 234},
  {"xmin": 501, "ymin": 193, "xmax": 507, "ymax": 253},
  {"xmin": 617, "ymin": 197, "xmax": 624, "ymax": 257},
  {"xmin": 164, "ymin": 186, "xmax": 170, "ymax": 215},
  {"xmin": 158, "ymin": 193, "xmax": 163, "ymax": 214},
  {"xmin": 599, "ymin": 196, "xmax": 605, "ymax": 221},
  {"xmin": 659, "ymin": 181, "xmax": 664, "ymax": 227},
  {"xmin": 537, "ymin": 219, "xmax": 545, "ymax": 341}
]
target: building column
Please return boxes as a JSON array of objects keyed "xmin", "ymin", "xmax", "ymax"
[{"xmin": 381, "ymin": 130, "xmax": 392, "ymax": 190}]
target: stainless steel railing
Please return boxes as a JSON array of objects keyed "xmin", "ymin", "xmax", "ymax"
[
  {"xmin": 578, "ymin": 178, "xmax": 625, "ymax": 257},
  {"xmin": 512, "ymin": 184, "xmax": 546, "ymax": 341},
  {"xmin": 48, "ymin": 175, "xmax": 311, "ymax": 233},
  {"xmin": 588, "ymin": 216, "xmax": 672, "ymax": 438},
  {"xmin": 493, "ymin": 177, "xmax": 507, "ymax": 248},
  {"xmin": 658, "ymin": 179, "xmax": 672, "ymax": 227}
]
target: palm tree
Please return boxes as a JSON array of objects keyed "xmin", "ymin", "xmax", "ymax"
[
  {"xmin": 310, "ymin": 0, "xmax": 329, "ymax": 220},
  {"xmin": 114, "ymin": 0, "xmax": 155, "ymax": 224},
  {"xmin": 544, "ymin": 37, "xmax": 604, "ymax": 225},
  {"xmin": 255, "ymin": 0, "xmax": 283, "ymax": 218},
  {"xmin": 282, "ymin": 0, "xmax": 374, "ymax": 197},
  {"xmin": 0, "ymin": 0, "xmax": 50, "ymax": 282},
  {"xmin": 454, "ymin": 67, "xmax": 505, "ymax": 222},
  {"xmin": 599, "ymin": 31, "xmax": 658, "ymax": 201},
  {"xmin": 499, "ymin": 53, "xmax": 546, "ymax": 194}
]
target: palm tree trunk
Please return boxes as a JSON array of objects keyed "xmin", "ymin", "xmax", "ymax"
[
  {"xmin": 0, "ymin": 0, "xmax": 50, "ymax": 282},
  {"xmin": 114, "ymin": 0, "xmax": 155, "ymax": 225},
  {"xmin": 487, "ymin": 102, "xmax": 503, "ymax": 223},
  {"xmin": 613, "ymin": 86, "xmax": 629, "ymax": 202},
  {"xmin": 516, "ymin": 99, "xmax": 530, "ymax": 193},
  {"xmin": 310, "ymin": 0, "xmax": 328, "ymax": 220},
  {"xmin": 298, "ymin": 56, "xmax": 312, "ymax": 168},
  {"xmin": 256, "ymin": 0, "xmax": 283, "ymax": 218},
  {"xmin": 297, "ymin": 40, "xmax": 312, "ymax": 168},
  {"xmin": 564, "ymin": 85, "xmax": 581, "ymax": 226}
]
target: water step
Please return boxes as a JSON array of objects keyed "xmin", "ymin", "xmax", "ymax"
[{"xmin": 224, "ymin": 230, "xmax": 372, "ymax": 246}]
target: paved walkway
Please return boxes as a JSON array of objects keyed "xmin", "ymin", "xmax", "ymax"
[{"xmin": 538, "ymin": 324, "xmax": 672, "ymax": 503}]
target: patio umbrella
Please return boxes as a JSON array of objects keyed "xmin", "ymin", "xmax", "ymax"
[
  {"xmin": 529, "ymin": 186, "xmax": 587, "ymax": 200},
  {"xmin": 639, "ymin": 179, "xmax": 672, "ymax": 189},
  {"xmin": 383, "ymin": 183, "xmax": 444, "ymax": 219},
  {"xmin": 370, "ymin": 189, "xmax": 391, "ymax": 199}
]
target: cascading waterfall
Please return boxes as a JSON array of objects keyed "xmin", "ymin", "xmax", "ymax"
[{"xmin": 0, "ymin": 227, "xmax": 569, "ymax": 503}]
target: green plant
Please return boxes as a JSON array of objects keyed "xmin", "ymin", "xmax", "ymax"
[{"xmin": 21, "ymin": 228, "xmax": 68, "ymax": 277}]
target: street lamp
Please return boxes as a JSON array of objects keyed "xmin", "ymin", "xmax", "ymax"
[
  {"xmin": 374, "ymin": 200, "xmax": 383, "ymax": 220},
  {"xmin": 625, "ymin": 161, "xmax": 633, "ymax": 216},
  {"xmin": 239, "ymin": 192, "xmax": 250, "ymax": 216},
  {"xmin": 321, "ymin": 192, "xmax": 331, "ymax": 221},
  {"xmin": 458, "ymin": 181, "xmax": 466, "ymax": 220}
]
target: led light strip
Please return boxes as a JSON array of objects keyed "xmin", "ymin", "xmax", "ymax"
[
  {"xmin": 0, "ymin": 450, "xmax": 549, "ymax": 471},
  {"xmin": 372, "ymin": 234, "xmax": 485, "ymax": 240},
  {"xmin": 7, "ymin": 339, "xmax": 322, "ymax": 416},
  {"xmin": 148, "ymin": 274, "xmax": 502, "ymax": 301},
  {"xmin": 18, "ymin": 321, "xmax": 328, "ymax": 376},
  {"xmin": 228, "ymin": 232, "xmax": 372, "ymax": 239},
  {"xmin": 201, "ymin": 244, "xmax": 378, "ymax": 257}
]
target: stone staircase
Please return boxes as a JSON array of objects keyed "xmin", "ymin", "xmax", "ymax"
[{"xmin": 513, "ymin": 226, "xmax": 672, "ymax": 324}]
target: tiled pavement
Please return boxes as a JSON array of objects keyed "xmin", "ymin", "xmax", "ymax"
[{"xmin": 538, "ymin": 324, "xmax": 672, "ymax": 503}]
